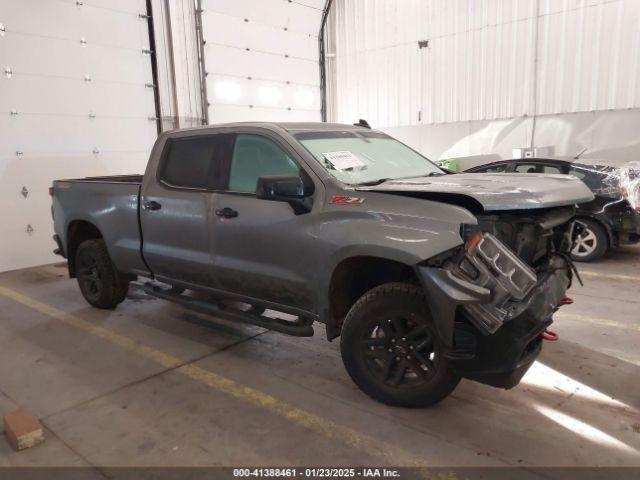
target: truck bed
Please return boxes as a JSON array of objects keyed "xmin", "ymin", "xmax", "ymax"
[{"xmin": 52, "ymin": 177, "xmax": 148, "ymax": 276}]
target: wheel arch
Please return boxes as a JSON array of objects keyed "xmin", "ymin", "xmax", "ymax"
[
  {"xmin": 324, "ymin": 255, "xmax": 420, "ymax": 341},
  {"xmin": 576, "ymin": 215, "xmax": 613, "ymax": 248},
  {"xmin": 66, "ymin": 220, "xmax": 104, "ymax": 277}
]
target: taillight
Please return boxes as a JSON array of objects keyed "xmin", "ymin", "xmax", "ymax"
[{"xmin": 49, "ymin": 186, "xmax": 54, "ymax": 196}]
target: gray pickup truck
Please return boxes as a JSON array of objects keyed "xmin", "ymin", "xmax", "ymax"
[{"xmin": 52, "ymin": 122, "xmax": 594, "ymax": 407}]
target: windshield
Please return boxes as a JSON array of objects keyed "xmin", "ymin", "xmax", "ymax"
[{"xmin": 293, "ymin": 130, "xmax": 443, "ymax": 185}]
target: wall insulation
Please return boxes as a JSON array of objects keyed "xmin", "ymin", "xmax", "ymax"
[
  {"xmin": 200, "ymin": 0, "xmax": 325, "ymax": 123},
  {"xmin": 327, "ymin": 0, "xmax": 640, "ymax": 166},
  {"xmin": 0, "ymin": 0, "xmax": 158, "ymax": 272}
]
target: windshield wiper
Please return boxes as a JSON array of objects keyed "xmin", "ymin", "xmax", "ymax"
[
  {"xmin": 389, "ymin": 172, "xmax": 444, "ymax": 181},
  {"xmin": 355, "ymin": 172, "xmax": 445, "ymax": 186},
  {"xmin": 355, "ymin": 178, "xmax": 391, "ymax": 186}
]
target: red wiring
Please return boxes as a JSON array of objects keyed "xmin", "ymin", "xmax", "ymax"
[{"xmin": 540, "ymin": 329, "xmax": 559, "ymax": 341}]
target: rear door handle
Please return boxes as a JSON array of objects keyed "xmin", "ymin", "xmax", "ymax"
[
  {"xmin": 144, "ymin": 201, "xmax": 162, "ymax": 211},
  {"xmin": 215, "ymin": 207, "xmax": 238, "ymax": 218}
]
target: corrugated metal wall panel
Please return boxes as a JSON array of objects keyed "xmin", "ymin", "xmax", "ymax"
[
  {"xmin": 201, "ymin": 0, "xmax": 323, "ymax": 123},
  {"xmin": 536, "ymin": 0, "xmax": 640, "ymax": 114},
  {"xmin": 329, "ymin": 0, "xmax": 640, "ymax": 128},
  {"xmin": 0, "ymin": 0, "xmax": 157, "ymax": 272}
]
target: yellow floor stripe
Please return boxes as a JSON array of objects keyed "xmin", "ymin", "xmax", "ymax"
[
  {"xmin": 579, "ymin": 270, "xmax": 640, "ymax": 282},
  {"xmin": 0, "ymin": 285, "xmax": 436, "ymax": 469}
]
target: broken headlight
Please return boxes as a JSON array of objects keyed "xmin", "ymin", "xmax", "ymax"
[{"xmin": 454, "ymin": 232, "xmax": 538, "ymax": 333}]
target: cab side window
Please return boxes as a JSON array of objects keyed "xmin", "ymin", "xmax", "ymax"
[
  {"xmin": 514, "ymin": 163, "xmax": 562, "ymax": 174},
  {"xmin": 476, "ymin": 164, "xmax": 508, "ymax": 173},
  {"xmin": 161, "ymin": 134, "xmax": 233, "ymax": 190},
  {"xmin": 228, "ymin": 134, "xmax": 300, "ymax": 193}
]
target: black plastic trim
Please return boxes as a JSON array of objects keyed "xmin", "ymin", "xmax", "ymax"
[
  {"xmin": 143, "ymin": 283, "xmax": 315, "ymax": 337},
  {"xmin": 151, "ymin": 275, "xmax": 319, "ymax": 321},
  {"xmin": 416, "ymin": 266, "xmax": 490, "ymax": 348},
  {"xmin": 145, "ymin": 0, "xmax": 162, "ymax": 136},
  {"xmin": 53, "ymin": 234, "xmax": 65, "ymax": 258}
]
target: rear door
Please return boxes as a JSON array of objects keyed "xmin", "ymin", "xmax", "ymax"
[
  {"xmin": 211, "ymin": 131, "xmax": 319, "ymax": 312},
  {"xmin": 140, "ymin": 133, "xmax": 233, "ymax": 287}
]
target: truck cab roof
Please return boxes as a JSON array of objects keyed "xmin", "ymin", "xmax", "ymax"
[{"xmin": 163, "ymin": 122, "xmax": 371, "ymax": 136}]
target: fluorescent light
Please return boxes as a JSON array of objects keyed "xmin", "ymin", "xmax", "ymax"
[
  {"xmin": 258, "ymin": 86, "xmax": 282, "ymax": 105},
  {"xmin": 295, "ymin": 90, "xmax": 315, "ymax": 108},
  {"xmin": 214, "ymin": 80, "xmax": 241, "ymax": 101}
]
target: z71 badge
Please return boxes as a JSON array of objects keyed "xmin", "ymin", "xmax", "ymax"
[{"xmin": 331, "ymin": 195, "xmax": 365, "ymax": 205}]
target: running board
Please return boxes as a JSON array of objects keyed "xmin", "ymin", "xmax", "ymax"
[{"xmin": 143, "ymin": 283, "xmax": 314, "ymax": 337}]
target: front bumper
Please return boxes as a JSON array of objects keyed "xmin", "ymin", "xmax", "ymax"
[
  {"xmin": 418, "ymin": 256, "xmax": 571, "ymax": 389},
  {"xmin": 449, "ymin": 310, "xmax": 550, "ymax": 388},
  {"xmin": 617, "ymin": 210, "xmax": 640, "ymax": 244}
]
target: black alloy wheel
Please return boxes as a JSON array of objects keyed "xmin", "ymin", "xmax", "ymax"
[
  {"xmin": 360, "ymin": 316, "xmax": 437, "ymax": 388},
  {"xmin": 340, "ymin": 283, "xmax": 461, "ymax": 407},
  {"xmin": 77, "ymin": 247, "xmax": 103, "ymax": 302},
  {"xmin": 75, "ymin": 239, "xmax": 128, "ymax": 309}
]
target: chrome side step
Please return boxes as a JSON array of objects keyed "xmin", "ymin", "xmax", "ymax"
[{"xmin": 143, "ymin": 282, "xmax": 314, "ymax": 337}]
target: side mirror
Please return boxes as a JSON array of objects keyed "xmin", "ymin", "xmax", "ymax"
[
  {"xmin": 256, "ymin": 175, "xmax": 305, "ymax": 200},
  {"xmin": 256, "ymin": 175, "xmax": 314, "ymax": 214}
]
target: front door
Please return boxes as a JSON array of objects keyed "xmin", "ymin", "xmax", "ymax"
[
  {"xmin": 211, "ymin": 132, "xmax": 318, "ymax": 312},
  {"xmin": 140, "ymin": 133, "xmax": 233, "ymax": 287}
]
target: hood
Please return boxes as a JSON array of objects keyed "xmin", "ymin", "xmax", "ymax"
[{"xmin": 355, "ymin": 173, "xmax": 595, "ymax": 212}]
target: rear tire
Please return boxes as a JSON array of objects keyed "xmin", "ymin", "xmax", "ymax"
[
  {"xmin": 571, "ymin": 218, "xmax": 608, "ymax": 262},
  {"xmin": 340, "ymin": 282, "xmax": 461, "ymax": 408},
  {"xmin": 75, "ymin": 239, "xmax": 128, "ymax": 309}
]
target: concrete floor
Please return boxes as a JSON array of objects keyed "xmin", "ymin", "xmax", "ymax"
[{"xmin": 0, "ymin": 246, "xmax": 639, "ymax": 471}]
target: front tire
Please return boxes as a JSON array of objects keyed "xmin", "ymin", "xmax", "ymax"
[
  {"xmin": 571, "ymin": 218, "xmax": 608, "ymax": 262},
  {"xmin": 75, "ymin": 239, "xmax": 128, "ymax": 309},
  {"xmin": 340, "ymin": 282, "xmax": 460, "ymax": 408}
]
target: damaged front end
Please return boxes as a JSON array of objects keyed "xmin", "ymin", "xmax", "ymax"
[{"xmin": 418, "ymin": 206, "xmax": 577, "ymax": 389}]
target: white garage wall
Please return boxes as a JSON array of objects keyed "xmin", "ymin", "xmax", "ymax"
[
  {"xmin": 0, "ymin": 0, "xmax": 158, "ymax": 272},
  {"xmin": 200, "ymin": 0, "xmax": 324, "ymax": 123},
  {"xmin": 327, "ymin": 0, "xmax": 640, "ymax": 166}
]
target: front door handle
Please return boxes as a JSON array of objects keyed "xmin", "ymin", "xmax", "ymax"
[
  {"xmin": 215, "ymin": 207, "xmax": 238, "ymax": 219},
  {"xmin": 144, "ymin": 201, "xmax": 162, "ymax": 211}
]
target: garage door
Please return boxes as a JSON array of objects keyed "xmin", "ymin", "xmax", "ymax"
[
  {"xmin": 200, "ymin": 0, "xmax": 324, "ymax": 123},
  {"xmin": 0, "ymin": 0, "xmax": 159, "ymax": 272}
]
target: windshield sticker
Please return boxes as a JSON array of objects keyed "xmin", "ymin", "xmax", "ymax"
[{"xmin": 322, "ymin": 151, "xmax": 366, "ymax": 171}]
